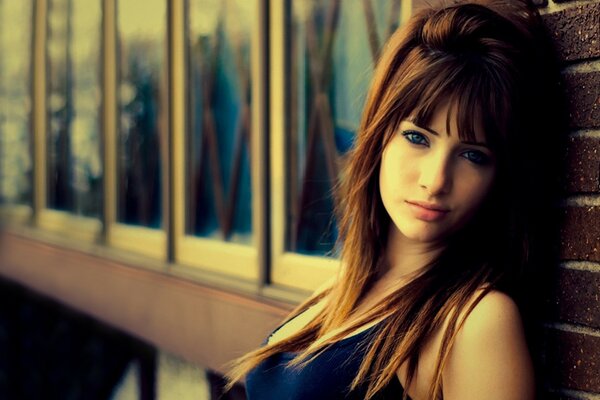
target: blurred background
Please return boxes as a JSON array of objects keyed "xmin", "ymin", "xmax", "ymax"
[{"xmin": 0, "ymin": 0, "xmax": 598, "ymax": 399}]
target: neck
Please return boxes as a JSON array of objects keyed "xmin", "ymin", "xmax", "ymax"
[{"xmin": 383, "ymin": 225, "xmax": 447, "ymax": 281}]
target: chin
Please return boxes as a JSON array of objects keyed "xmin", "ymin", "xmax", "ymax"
[{"xmin": 397, "ymin": 223, "xmax": 449, "ymax": 244}]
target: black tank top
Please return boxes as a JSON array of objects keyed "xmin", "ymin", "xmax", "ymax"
[{"xmin": 245, "ymin": 315, "xmax": 410, "ymax": 400}]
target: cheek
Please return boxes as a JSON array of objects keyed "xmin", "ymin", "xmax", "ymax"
[
  {"xmin": 380, "ymin": 156, "xmax": 407, "ymax": 203},
  {"xmin": 379, "ymin": 154, "xmax": 397, "ymax": 213},
  {"xmin": 456, "ymin": 170, "xmax": 496, "ymax": 214}
]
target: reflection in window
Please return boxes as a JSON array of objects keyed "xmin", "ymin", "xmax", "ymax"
[
  {"xmin": 117, "ymin": 0, "xmax": 165, "ymax": 228},
  {"xmin": 186, "ymin": 0, "xmax": 253, "ymax": 244},
  {"xmin": 0, "ymin": 1, "xmax": 33, "ymax": 205},
  {"xmin": 47, "ymin": 0, "xmax": 102, "ymax": 217},
  {"xmin": 287, "ymin": 0, "xmax": 402, "ymax": 256}
]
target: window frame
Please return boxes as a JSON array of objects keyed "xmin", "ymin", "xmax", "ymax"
[
  {"xmin": 36, "ymin": 0, "xmax": 104, "ymax": 242},
  {"xmin": 173, "ymin": 0, "xmax": 266, "ymax": 282}
]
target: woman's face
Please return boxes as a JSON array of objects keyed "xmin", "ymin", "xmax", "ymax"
[{"xmin": 379, "ymin": 101, "xmax": 497, "ymax": 245}]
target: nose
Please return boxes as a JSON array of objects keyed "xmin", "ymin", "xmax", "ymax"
[{"xmin": 418, "ymin": 151, "xmax": 452, "ymax": 196}]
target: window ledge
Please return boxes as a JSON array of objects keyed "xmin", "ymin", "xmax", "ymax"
[{"xmin": 0, "ymin": 225, "xmax": 296, "ymax": 374}]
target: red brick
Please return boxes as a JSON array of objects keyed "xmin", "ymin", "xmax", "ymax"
[
  {"xmin": 544, "ymin": 328, "xmax": 600, "ymax": 392},
  {"xmin": 542, "ymin": 3, "xmax": 600, "ymax": 62},
  {"xmin": 551, "ymin": 268, "xmax": 600, "ymax": 329},
  {"xmin": 563, "ymin": 72, "xmax": 600, "ymax": 129},
  {"xmin": 562, "ymin": 135, "xmax": 600, "ymax": 193},
  {"xmin": 559, "ymin": 206, "xmax": 600, "ymax": 262}
]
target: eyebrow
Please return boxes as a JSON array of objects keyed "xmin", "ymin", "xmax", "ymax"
[{"xmin": 409, "ymin": 122, "xmax": 491, "ymax": 148}]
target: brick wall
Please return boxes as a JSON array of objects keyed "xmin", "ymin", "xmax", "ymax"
[{"xmin": 536, "ymin": 0, "xmax": 600, "ymax": 398}]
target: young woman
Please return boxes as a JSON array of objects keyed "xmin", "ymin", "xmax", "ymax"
[{"xmin": 226, "ymin": 0, "xmax": 564, "ymax": 398}]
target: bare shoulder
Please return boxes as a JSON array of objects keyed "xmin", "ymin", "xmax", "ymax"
[
  {"xmin": 442, "ymin": 290, "xmax": 535, "ymax": 400},
  {"xmin": 460, "ymin": 290, "xmax": 524, "ymax": 338}
]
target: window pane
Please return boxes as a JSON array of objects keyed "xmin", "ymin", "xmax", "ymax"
[
  {"xmin": 0, "ymin": 1, "xmax": 33, "ymax": 205},
  {"xmin": 287, "ymin": 0, "xmax": 402, "ymax": 255},
  {"xmin": 47, "ymin": 0, "xmax": 102, "ymax": 217},
  {"xmin": 117, "ymin": 0, "xmax": 166, "ymax": 228},
  {"xmin": 186, "ymin": 0, "xmax": 254, "ymax": 244}
]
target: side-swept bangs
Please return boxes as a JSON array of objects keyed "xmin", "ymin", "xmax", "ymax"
[{"xmin": 376, "ymin": 44, "xmax": 516, "ymax": 158}]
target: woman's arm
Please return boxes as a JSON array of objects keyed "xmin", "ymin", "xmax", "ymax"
[{"xmin": 442, "ymin": 291, "xmax": 535, "ymax": 400}]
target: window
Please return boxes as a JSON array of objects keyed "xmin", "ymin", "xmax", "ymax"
[
  {"xmin": 46, "ymin": 0, "xmax": 102, "ymax": 218},
  {"xmin": 270, "ymin": 0, "xmax": 410, "ymax": 291},
  {"xmin": 116, "ymin": 0, "xmax": 165, "ymax": 229},
  {"xmin": 108, "ymin": 0, "xmax": 168, "ymax": 258},
  {"xmin": 39, "ymin": 0, "xmax": 103, "ymax": 241},
  {"xmin": 175, "ymin": 0, "xmax": 262, "ymax": 280},
  {"xmin": 185, "ymin": 0, "xmax": 254, "ymax": 244},
  {"xmin": 0, "ymin": 0, "xmax": 33, "ymax": 220},
  {"xmin": 1, "ymin": 0, "xmax": 413, "ymax": 294}
]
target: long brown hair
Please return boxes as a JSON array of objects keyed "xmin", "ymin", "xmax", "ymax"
[{"xmin": 226, "ymin": 0, "xmax": 564, "ymax": 398}]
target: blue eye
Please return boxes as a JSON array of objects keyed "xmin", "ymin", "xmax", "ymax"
[
  {"xmin": 402, "ymin": 131, "xmax": 428, "ymax": 146},
  {"xmin": 402, "ymin": 130, "xmax": 492, "ymax": 166},
  {"xmin": 462, "ymin": 150, "xmax": 490, "ymax": 165}
]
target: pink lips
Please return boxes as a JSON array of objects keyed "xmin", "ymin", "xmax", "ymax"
[{"xmin": 406, "ymin": 201, "xmax": 450, "ymax": 222}]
